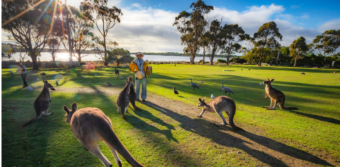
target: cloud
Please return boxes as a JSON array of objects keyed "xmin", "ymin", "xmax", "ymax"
[
  {"xmin": 319, "ymin": 18, "xmax": 340, "ymax": 32},
  {"xmin": 2, "ymin": 2, "xmax": 340, "ymax": 55}
]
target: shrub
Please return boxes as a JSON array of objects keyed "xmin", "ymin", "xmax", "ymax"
[{"xmin": 217, "ymin": 59, "xmax": 227, "ymax": 63}]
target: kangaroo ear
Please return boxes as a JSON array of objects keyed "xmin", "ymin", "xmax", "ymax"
[
  {"xmin": 72, "ymin": 102, "xmax": 78, "ymax": 112},
  {"xmin": 203, "ymin": 97, "xmax": 206, "ymax": 101},
  {"xmin": 63, "ymin": 105, "xmax": 70, "ymax": 114},
  {"xmin": 267, "ymin": 78, "xmax": 270, "ymax": 81},
  {"xmin": 199, "ymin": 98, "xmax": 202, "ymax": 102},
  {"xmin": 271, "ymin": 79, "xmax": 274, "ymax": 82}
]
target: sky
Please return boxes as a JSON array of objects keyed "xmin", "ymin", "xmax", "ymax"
[{"xmin": 2, "ymin": 0, "xmax": 340, "ymax": 53}]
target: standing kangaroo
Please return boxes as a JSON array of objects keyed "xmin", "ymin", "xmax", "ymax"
[
  {"xmin": 127, "ymin": 77, "xmax": 141, "ymax": 111},
  {"xmin": 114, "ymin": 67, "xmax": 120, "ymax": 79},
  {"xmin": 197, "ymin": 96, "xmax": 245, "ymax": 131},
  {"xmin": 263, "ymin": 78, "xmax": 298, "ymax": 110},
  {"xmin": 116, "ymin": 79, "xmax": 133, "ymax": 120},
  {"xmin": 23, "ymin": 81, "xmax": 55, "ymax": 127},
  {"xmin": 63, "ymin": 103, "xmax": 144, "ymax": 167}
]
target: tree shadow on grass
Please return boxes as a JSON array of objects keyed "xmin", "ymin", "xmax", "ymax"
[
  {"xmin": 287, "ymin": 110, "xmax": 340, "ymax": 125},
  {"xmin": 142, "ymin": 101, "xmax": 334, "ymax": 167}
]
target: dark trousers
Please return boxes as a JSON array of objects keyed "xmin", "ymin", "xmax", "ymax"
[{"xmin": 21, "ymin": 73, "xmax": 28, "ymax": 87}]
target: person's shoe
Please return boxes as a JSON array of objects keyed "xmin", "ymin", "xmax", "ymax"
[{"xmin": 142, "ymin": 99, "xmax": 146, "ymax": 102}]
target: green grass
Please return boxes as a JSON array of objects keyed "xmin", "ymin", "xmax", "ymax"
[{"xmin": 2, "ymin": 65, "xmax": 340, "ymax": 166}]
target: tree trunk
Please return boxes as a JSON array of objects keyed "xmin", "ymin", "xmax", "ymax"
[
  {"xmin": 103, "ymin": 36, "xmax": 108, "ymax": 66},
  {"xmin": 78, "ymin": 53, "xmax": 81, "ymax": 63},
  {"xmin": 226, "ymin": 54, "xmax": 230, "ymax": 65},
  {"xmin": 190, "ymin": 52, "xmax": 195, "ymax": 64},
  {"xmin": 294, "ymin": 57, "xmax": 297, "ymax": 67},
  {"xmin": 258, "ymin": 53, "xmax": 263, "ymax": 66},
  {"xmin": 210, "ymin": 55, "xmax": 214, "ymax": 65},
  {"xmin": 276, "ymin": 52, "xmax": 280, "ymax": 65},
  {"xmin": 30, "ymin": 52, "xmax": 39, "ymax": 70},
  {"xmin": 202, "ymin": 47, "xmax": 205, "ymax": 64}
]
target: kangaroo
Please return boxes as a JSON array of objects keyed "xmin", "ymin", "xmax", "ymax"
[
  {"xmin": 23, "ymin": 81, "xmax": 55, "ymax": 127},
  {"xmin": 197, "ymin": 96, "xmax": 245, "ymax": 131},
  {"xmin": 107, "ymin": 81, "xmax": 113, "ymax": 87},
  {"xmin": 116, "ymin": 79, "xmax": 133, "ymax": 120},
  {"xmin": 114, "ymin": 67, "xmax": 119, "ymax": 79},
  {"xmin": 127, "ymin": 77, "xmax": 141, "ymax": 111},
  {"xmin": 263, "ymin": 78, "xmax": 298, "ymax": 110},
  {"xmin": 40, "ymin": 73, "xmax": 48, "ymax": 80},
  {"xmin": 63, "ymin": 103, "xmax": 144, "ymax": 167}
]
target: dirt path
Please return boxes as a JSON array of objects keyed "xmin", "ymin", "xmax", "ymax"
[{"xmin": 53, "ymin": 86, "xmax": 337, "ymax": 166}]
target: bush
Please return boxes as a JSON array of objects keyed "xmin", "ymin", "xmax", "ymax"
[{"xmin": 217, "ymin": 59, "xmax": 227, "ymax": 63}]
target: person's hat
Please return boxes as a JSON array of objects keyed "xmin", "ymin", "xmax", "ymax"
[{"xmin": 135, "ymin": 52, "xmax": 144, "ymax": 57}]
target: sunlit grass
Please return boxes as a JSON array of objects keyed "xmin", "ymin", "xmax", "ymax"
[{"xmin": 2, "ymin": 65, "xmax": 340, "ymax": 166}]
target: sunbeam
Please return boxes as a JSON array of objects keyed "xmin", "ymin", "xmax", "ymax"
[{"xmin": 2, "ymin": 0, "xmax": 45, "ymax": 26}]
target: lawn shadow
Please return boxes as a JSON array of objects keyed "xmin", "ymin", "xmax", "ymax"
[
  {"xmin": 142, "ymin": 101, "xmax": 334, "ymax": 166},
  {"xmin": 287, "ymin": 110, "xmax": 340, "ymax": 125}
]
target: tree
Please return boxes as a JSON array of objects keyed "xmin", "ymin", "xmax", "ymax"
[
  {"xmin": 323, "ymin": 29, "xmax": 340, "ymax": 52},
  {"xmin": 73, "ymin": 7, "xmax": 95, "ymax": 63},
  {"xmin": 205, "ymin": 19, "xmax": 225, "ymax": 65},
  {"xmin": 81, "ymin": 0, "xmax": 123, "ymax": 66},
  {"xmin": 309, "ymin": 34, "xmax": 334, "ymax": 57},
  {"xmin": 199, "ymin": 32, "xmax": 209, "ymax": 64},
  {"xmin": 290, "ymin": 36, "xmax": 308, "ymax": 67},
  {"xmin": 48, "ymin": 18, "xmax": 63, "ymax": 63},
  {"xmin": 107, "ymin": 48, "xmax": 130, "ymax": 66},
  {"xmin": 253, "ymin": 21, "xmax": 282, "ymax": 66},
  {"xmin": 60, "ymin": 4, "xmax": 78, "ymax": 64},
  {"xmin": 279, "ymin": 46, "xmax": 290, "ymax": 64},
  {"xmin": 173, "ymin": 0, "xmax": 213, "ymax": 64},
  {"xmin": 221, "ymin": 24, "xmax": 248, "ymax": 65},
  {"xmin": 2, "ymin": 0, "xmax": 53, "ymax": 70}
]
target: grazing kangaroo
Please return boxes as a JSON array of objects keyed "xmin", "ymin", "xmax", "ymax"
[
  {"xmin": 116, "ymin": 79, "xmax": 133, "ymax": 120},
  {"xmin": 197, "ymin": 96, "xmax": 245, "ymax": 131},
  {"xmin": 301, "ymin": 72, "xmax": 305, "ymax": 75},
  {"xmin": 107, "ymin": 81, "xmax": 113, "ymax": 87},
  {"xmin": 23, "ymin": 81, "xmax": 55, "ymax": 127},
  {"xmin": 63, "ymin": 103, "xmax": 144, "ymax": 167},
  {"xmin": 263, "ymin": 78, "xmax": 298, "ymax": 110},
  {"xmin": 114, "ymin": 67, "xmax": 120, "ymax": 79},
  {"xmin": 127, "ymin": 77, "xmax": 141, "ymax": 111},
  {"xmin": 40, "ymin": 73, "xmax": 48, "ymax": 80}
]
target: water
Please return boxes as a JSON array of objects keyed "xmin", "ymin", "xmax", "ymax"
[{"xmin": 7, "ymin": 52, "xmax": 227, "ymax": 62}]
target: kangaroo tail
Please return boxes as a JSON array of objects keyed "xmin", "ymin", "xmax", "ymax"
[
  {"xmin": 228, "ymin": 107, "xmax": 245, "ymax": 132},
  {"xmin": 99, "ymin": 125, "xmax": 144, "ymax": 167},
  {"xmin": 229, "ymin": 116, "xmax": 245, "ymax": 132},
  {"xmin": 23, "ymin": 115, "xmax": 41, "ymax": 127}
]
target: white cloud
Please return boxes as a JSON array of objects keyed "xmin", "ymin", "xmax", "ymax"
[{"xmin": 2, "ymin": 2, "xmax": 340, "ymax": 55}]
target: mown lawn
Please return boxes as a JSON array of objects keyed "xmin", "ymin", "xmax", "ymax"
[{"xmin": 2, "ymin": 65, "xmax": 339, "ymax": 166}]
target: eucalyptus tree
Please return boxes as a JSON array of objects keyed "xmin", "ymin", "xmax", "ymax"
[
  {"xmin": 60, "ymin": 4, "xmax": 78, "ymax": 64},
  {"xmin": 2, "ymin": 0, "xmax": 54, "ymax": 70},
  {"xmin": 199, "ymin": 32, "xmax": 210, "ymax": 64},
  {"xmin": 48, "ymin": 18, "xmax": 63, "ymax": 63},
  {"xmin": 205, "ymin": 19, "xmax": 225, "ymax": 65},
  {"xmin": 253, "ymin": 21, "xmax": 282, "ymax": 66},
  {"xmin": 323, "ymin": 29, "xmax": 340, "ymax": 51},
  {"xmin": 221, "ymin": 24, "xmax": 249, "ymax": 65},
  {"xmin": 309, "ymin": 35, "xmax": 333, "ymax": 57},
  {"xmin": 173, "ymin": 0, "xmax": 213, "ymax": 64},
  {"xmin": 81, "ymin": 0, "xmax": 123, "ymax": 66},
  {"xmin": 290, "ymin": 36, "xmax": 308, "ymax": 67},
  {"xmin": 73, "ymin": 8, "xmax": 95, "ymax": 63}
]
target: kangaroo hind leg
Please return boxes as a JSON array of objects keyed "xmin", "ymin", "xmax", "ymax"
[
  {"xmin": 215, "ymin": 111, "xmax": 228, "ymax": 126},
  {"xmin": 88, "ymin": 141, "xmax": 112, "ymax": 167},
  {"xmin": 105, "ymin": 141, "xmax": 122, "ymax": 167}
]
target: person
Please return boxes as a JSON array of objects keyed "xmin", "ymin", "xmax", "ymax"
[
  {"xmin": 129, "ymin": 52, "xmax": 150, "ymax": 102},
  {"xmin": 18, "ymin": 62, "xmax": 28, "ymax": 88}
]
